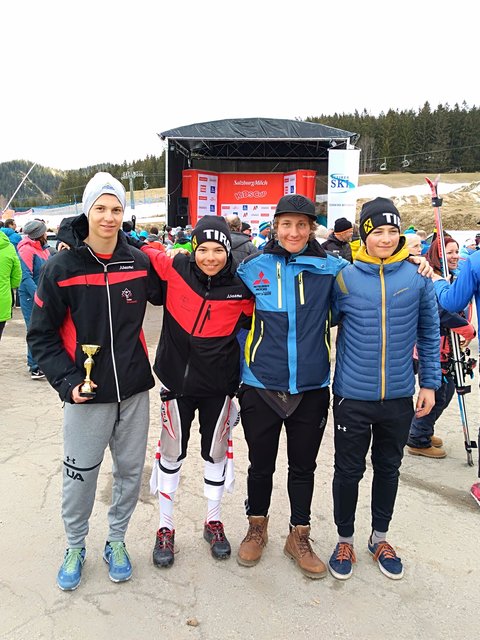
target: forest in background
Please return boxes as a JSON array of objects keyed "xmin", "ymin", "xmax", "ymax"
[{"xmin": 1, "ymin": 102, "xmax": 478, "ymax": 209}]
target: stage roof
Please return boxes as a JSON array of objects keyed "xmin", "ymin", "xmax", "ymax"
[{"xmin": 159, "ymin": 117, "xmax": 359, "ymax": 160}]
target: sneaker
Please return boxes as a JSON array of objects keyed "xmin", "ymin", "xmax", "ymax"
[
  {"xmin": 31, "ymin": 369, "xmax": 45, "ymax": 380},
  {"xmin": 103, "ymin": 541, "xmax": 132, "ymax": 582},
  {"xmin": 328, "ymin": 542, "xmax": 356, "ymax": 580},
  {"xmin": 368, "ymin": 538, "xmax": 404, "ymax": 580},
  {"xmin": 57, "ymin": 547, "xmax": 86, "ymax": 591},
  {"xmin": 203, "ymin": 521, "xmax": 231, "ymax": 560},
  {"xmin": 153, "ymin": 528, "xmax": 175, "ymax": 568},
  {"xmin": 470, "ymin": 482, "xmax": 480, "ymax": 507}
]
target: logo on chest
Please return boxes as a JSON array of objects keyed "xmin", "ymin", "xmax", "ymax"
[{"xmin": 121, "ymin": 288, "xmax": 138, "ymax": 304}]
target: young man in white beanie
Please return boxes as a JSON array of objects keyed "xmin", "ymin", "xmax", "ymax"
[
  {"xmin": 27, "ymin": 172, "xmax": 162, "ymax": 591},
  {"xmin": 17, "ymin": 218, "xmax": 51, "ymax": 378}
]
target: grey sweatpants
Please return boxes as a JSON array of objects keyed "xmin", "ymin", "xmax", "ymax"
[{"xmin": 62, "ymin": 391, "xmax": 149, "ymax": 548}]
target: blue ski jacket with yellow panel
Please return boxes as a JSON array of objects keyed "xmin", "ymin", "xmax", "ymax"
[
  {"xmin": 237, "ymin": 239, "xmax": 347, "ymax": 393},
  {"xmin": 332, "ymin": 241, "xmax": 441, "ymax": 401}
]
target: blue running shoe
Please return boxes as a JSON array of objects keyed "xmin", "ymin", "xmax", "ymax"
[
  {"xmin": 368, "ymin": 538, "xmax": 404, "ymax": 580},
  {"xmin": 103, "ymin": 541, "xmax": 132, "ymax": 583},
  {"xmin": 57, "ymin": 547, "xmax": 86, "ymax": 591},
  {"xmin": 328, "ymin": 542, "xmax": 356, "ymax": 580}
]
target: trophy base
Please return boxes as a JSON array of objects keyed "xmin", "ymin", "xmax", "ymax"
[{"xmin": 79, "ymin": 391, "xmax": 96, "ymax": 398}]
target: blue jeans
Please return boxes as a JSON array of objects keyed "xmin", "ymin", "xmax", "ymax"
[
  {"xmin": 407, "ymin": 376, "xmax": 455, "ymax": 448},
  {"xmin": 19, "ymin": 290, "xmax": 38, "ymax": 371}
]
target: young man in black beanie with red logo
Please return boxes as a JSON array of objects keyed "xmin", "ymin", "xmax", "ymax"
[
  {"xmin": 134, "ymin": 215, "xmax": 254, "ymax": 568},
  {"xmin": 327, "ymin": 197, "xmax": 441, "ymax": 581},
  {"xmin": 321, "ymin": 217, "xmax": 354, "ymax": 262}
]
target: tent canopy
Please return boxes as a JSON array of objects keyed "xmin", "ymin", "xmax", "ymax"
[
  {"xmin": 159, "ymin": 117, "xmax": 358, "ymax": 160},
  {"xmin": 158, "ymin": 117, "xmax": 359, "ymax": 225}
]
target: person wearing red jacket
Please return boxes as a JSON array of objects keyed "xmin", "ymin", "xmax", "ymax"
[
  {"xmin": 136, "ymin": 215, "xmax": 253, "ymax": 569},
  {"xmin": 17, "ymin": 219, "xmax": 51, "ymax": 378}
]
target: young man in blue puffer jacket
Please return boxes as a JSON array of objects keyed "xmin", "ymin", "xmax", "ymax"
[{"xmin": 328, "ymin": 197, "xmax": 441, "ymax": 582}]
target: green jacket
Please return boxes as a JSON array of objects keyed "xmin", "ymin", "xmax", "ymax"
[{"xmin": 0, "ymin": 231, "xmax": 21, "ymax": 322}]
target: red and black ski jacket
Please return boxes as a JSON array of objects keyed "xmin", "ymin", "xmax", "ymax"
[
  {"xmin": 27, "ymin": 214, "xmax": 162, "ymax": 403},
  {"xmin": 143, "ymin": 245, "xmax": 254, "ymax": 397}
]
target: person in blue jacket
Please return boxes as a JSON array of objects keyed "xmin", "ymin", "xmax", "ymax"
[
  {"xmin": 327, "ymin": 197, "xmax": 441, "ymax": 582},
  {"xmin": 433, "ymin": 248, "xmax": 480, "ymax": 508},
  {"xmin": 235, "ymin": 194, "xmax": 348, "ymax": 579}
]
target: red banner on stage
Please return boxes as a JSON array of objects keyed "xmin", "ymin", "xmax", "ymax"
[{"xmin": 182, "ymin": 170, "xmax": 316, "ymax": 231}]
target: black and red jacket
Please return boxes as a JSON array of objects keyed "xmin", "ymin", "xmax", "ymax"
[
  {"xmin": 27, "ymin": 214, "xmax": 162, "ymax": 403},
  {"xmin": 143, "ymin": 245, "xmax": 253, "ymax": 397}
]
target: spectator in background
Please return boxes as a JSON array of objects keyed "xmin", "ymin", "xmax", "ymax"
[
  {"xmin": 252, "ymin": 221, "xmax": 271, "ymax": 250},
  {"xmin": 163, "ymin": 225, "xmax": 175, "ymax": 247},
  {"xmin": 122, "ymin": 220, "xmax": 139, "ymax": 240},
  {"xmin": 405, "ymin": 233, "xmax": 423, "ymax": 256},
  {"xmin": 2, "ymin": 218, "xmax": 23, "ymax": 307},
  {"xmin": 17, "ymin": 220, "xmax": 51, "ymax": 379},
  {"xmin": 321, "ymin": 218, "xmax": 353, "ymax": 262},
  {"xmin": 350, "ymin": 223, "xmax": 361, "ymax": 260},
  {"xmin": 149, "ymin": 225, "xmax": 159, "ymax": 237},
  {"xmin": 0, "ymin": 229, "xmax": 21, "ymax": 340},
  {"xmin": 2, "ymin": 219, "xmax": 22, "ymax": 250},
  {"xmin": 172, "ymin": 230, "xmax": 192, "ymax": 253},
  {"xmin": 407, "ymin": 235, "xmax": 475, "ymax": 459},
  {"xmin": 416, "ymin": 230, "xmax": 429, "ymax": 255},
  {"xmin": 459, "ymin": 237, "xmax": 477, "ymax": 260},
  {"xmin": 241, "ymin": 221, "xmax": 252, "ymax": 238},
  {"xmin": 225, "ymin": 215, "xmax": 257, "ymax": 266}
]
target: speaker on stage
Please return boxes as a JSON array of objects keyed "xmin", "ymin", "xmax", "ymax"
[{"xmin": 176, "ymin": 197, "xmax": 189, "ymax": 227}]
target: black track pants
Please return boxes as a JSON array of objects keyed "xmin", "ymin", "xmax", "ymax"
[
  {"xmin": 332, "ymin": 395, "xmax": 414, "ymax": 537},
  {"xmin": 239, "ymin": 387, "xmax": 329, "ymax": 526}
]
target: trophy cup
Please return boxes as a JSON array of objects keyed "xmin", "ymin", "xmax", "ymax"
[{"xmin": 80, "ymin": 344, "xmax": 101, "ymax": 397}]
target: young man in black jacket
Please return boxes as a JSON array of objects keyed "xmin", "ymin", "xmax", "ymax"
[{"xmin": 27, "ymin": 173, "xmax": 162, "ymax": 591}]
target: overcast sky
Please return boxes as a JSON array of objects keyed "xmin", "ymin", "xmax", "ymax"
[{"xmin": 2, "ymin": 0, "xmax": 476, "ymax": 171}]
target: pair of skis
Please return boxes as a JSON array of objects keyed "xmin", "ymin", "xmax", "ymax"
[{"xmin": 426, "ymin": 176, "xmax": 478, "ymax": 467}]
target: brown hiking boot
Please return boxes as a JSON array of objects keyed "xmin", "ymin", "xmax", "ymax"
[
  {"xmin": 408, "ymin": 445, "xmax": 446, "ymax": 458},
  {"xmin": 237, "ymin": 516, "xmax": 269, "ymax": 567},
  {"xmin": 283, "ymin": 525, "xmax": 327, "ymax": 579},
  {"xmin": 431, "ymin": 435, "xmax": 443, "ymax": 448}
]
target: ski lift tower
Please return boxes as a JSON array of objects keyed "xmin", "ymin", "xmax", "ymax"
[{"xmin": 121, "ymin": 168, "xmax": 144, "ymax": 210}]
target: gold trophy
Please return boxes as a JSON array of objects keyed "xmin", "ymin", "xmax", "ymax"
[{"xmin": 80, "ymin": 344, "xmax": 101, "ymax": 397}]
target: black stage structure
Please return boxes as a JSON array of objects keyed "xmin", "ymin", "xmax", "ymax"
[{"xmin": 159, "ymin": 117, "xmax": 359, "ymax": 227}]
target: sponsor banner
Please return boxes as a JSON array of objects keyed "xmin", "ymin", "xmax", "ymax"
[
  {"xmin": 220, "ymin": 203, "xmax": 276, "ymax": 236},
  {"xmin": 327, "ymin": 149, "xmax": 360, "ymax": 228},
  {"xmin": 284, "ymin": 173, "xmax": 297, "ymax": 195},
  {"xmin": 183, "ymin": 169, "xmax": 316, "ymax": 226}
]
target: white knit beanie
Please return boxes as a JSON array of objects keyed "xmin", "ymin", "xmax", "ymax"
[{"xmin": 82, "ymin": 172, "xmax": 126, "ymax": 216}]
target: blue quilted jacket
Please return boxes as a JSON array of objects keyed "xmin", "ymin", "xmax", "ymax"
[
  {"xmin": 332, "ymin": 243, "xmax": 441, "ymax": 401},
  {"xmin": 237, "ymin": 239, "xmax": 347, "ymax": 393}
]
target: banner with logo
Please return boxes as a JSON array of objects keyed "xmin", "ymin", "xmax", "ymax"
[
  {"xmin": 182, "ymin": 170, "xmax": 316, "ymax": 233},
  {"xmin": 327, "ymin": 149, "xmax": 360, "ymax": 228}
]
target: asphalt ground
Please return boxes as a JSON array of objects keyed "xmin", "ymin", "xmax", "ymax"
[{"xmin": 1, "ymin": 304, "xmax": 479, "ymax": 640}]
